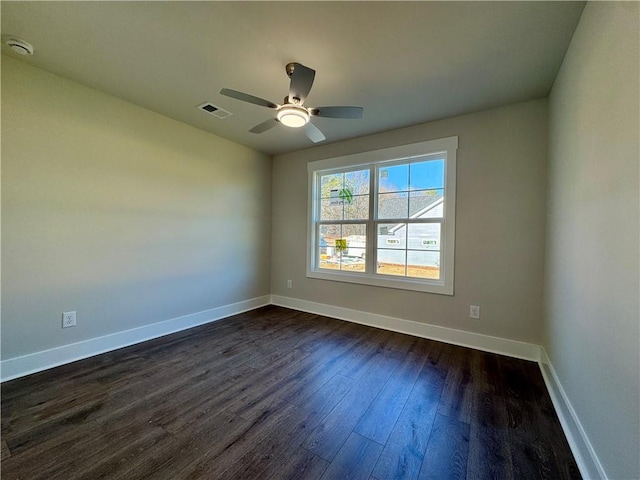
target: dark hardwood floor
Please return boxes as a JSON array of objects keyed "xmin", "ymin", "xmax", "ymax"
[{"xmin": 1, "ymin": 306, "xmax": 581, "ymax": 479}]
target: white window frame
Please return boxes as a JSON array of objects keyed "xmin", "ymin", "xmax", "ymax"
[{"xmin": 306, "ymin": 136, "xmax": 457, "ymax": 295}]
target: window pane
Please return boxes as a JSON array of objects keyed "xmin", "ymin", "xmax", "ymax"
[
  {"xmin": 345, "ymin": 170, "xmax": 370, "ymax": 195},
  {"xmin": 378, "ymin": 192, "xmax": 408, "ymax": 219},
  {"xmin": 378, "ymin": 223, "xmax": 406, "ymax": 249},
  {"xmin": 409, "ymin": 189, "xmax": 443, "ymax": 217},
  {"xmin": 377, "ymin": 249, "xmax": 406, "ymax": 276},
  {"xmin": 409, "ymin": 159, "xmax": 444, "ymax": 190},
  {"xmin": 318, "ymin": 224, "xmax": 366, "ymax": 273},
  {"xmin": 379, "ymin": 164, "xmax": 408, "ymax": 193},
  {"xmin": 344, "ymin": 195, "xmax": 369, "ymax": 220},
  {"xmin": 318, "ymin": 224, "xmax": 341, "ymax": 271},
  {"xmin": 407, "ymin": 223, "xmax": 441, "ymax": 250},
  {"xmin": 320, "ymin": 198, "xmax": 343, "ymax": 221},
  {"xmin": 321, "ymin": 173, "xmax": 343, "ymax": 198},
  {"xmin": 407, "ymin": 250, "xmax": 440, "ymax": 279},
  {"xmin": 340, "ymin": 224, "xmax": 366, "ymax": 272}
]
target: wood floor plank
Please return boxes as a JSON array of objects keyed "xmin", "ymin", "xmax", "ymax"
[
  {"xmin": 91, "ymin": 354, "xmax": 263, "ymax": 432},
  {"xmin": 335, "ymin": 327, "xmax": 397, "ymax": 380},
  {"xmin": 268, "ymin": 448, "xmax": 329, "ymax": 480},
  {"xmin": 494, "ymin": 356, "xmax": 564, "ymax": 479},
  {"xmin": 227, "ymin": 323, "xmax": 369, "ymax": 421},
  {"xmin": 418, "ymin": 413, "xmax": 470, "ymax": 480},
  {"xmin": 67, "ymin": 423, "xmax": 175, "ymax": 480},
  {"xmin": 1, "ymin": 439, "xmax": 10, "ymax": 461},
  {"xmin": 116, "ymin": 409, "xmax": 251, "ymax": 479},
  {"xmin": 303, "ymin": 352, "xmax": 400, "ymax": 462},
  {"xmin": 437, "ymin": 347, "xmax": 475, "ymax": 424},
  {"xmin": 3, "ymin": 386, "xmax": 108, "ymax": 456},
  {"xmin": 1, "ymin": 421, "xmax": 106, "ymax": 480},
  {"xmin": 371, "ymin": 366, "xmax": 447, "ymax": 480},
  {"xmin": 466, "ymin": 422, "xmax": 513, "ymax": 480},
  {"xmin": 182, "ymin": 396, "xmax": 301, "ymax": 479},
  {"xmin": 282, "ymin": 327, "xmax": 400, "ymax": 408},
  {"xmin": 0, "ymin": 306, "xmax": 580, "ymax": 480},
  {"xmin": 354, "ymin": 344, "xmax": 429, "ymax": 444},
  {"xmin": 138, "ymin": 345, "xmax": 310, "ymax": 434},
  {"xmin": 469, "ymin": 377, "xmax": 509, "ymax": 429},
  {"xmin": 508, "ymin": 429, "xmax": 565, "ymax": 480},
  {"xmin": 424, "ymin": 340, "xmax": 450, "ymax": 369},
  {"xmin": 319, "ymin": 432, "xmax": 384, "ymax": 480},
  {"xmin": 495, "ymin": 355, "xmax": 537, "ymax": 430},
  {"xmin": 224, "ymin": 373, "xmax": 355, "ymax": 479},
  {"xmin": 522, "ymin": 361, "xmax": 582, "ymax": 479}
]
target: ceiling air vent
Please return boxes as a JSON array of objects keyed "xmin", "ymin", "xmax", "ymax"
[{"xmin": 197, "ymin": 102, "xmax": 232, "ymax": 119}]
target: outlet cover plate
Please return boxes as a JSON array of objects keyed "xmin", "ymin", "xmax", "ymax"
[{"xmin": 62, "ymin": 311, "xmax": 77, "ymax": 328}]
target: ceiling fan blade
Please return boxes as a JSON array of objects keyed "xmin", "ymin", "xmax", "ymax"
[
  {"xmin": 289, "ymin": 63, "xmax": 315, "ymax": 103},
  {"xmin": 249, "ymin": 118, "xmax": 279, "ymax": 134},
  {"xmin": 220, "ymin": 88, "xmax": 278, "ymax": 109},
  {"xmin": 303, "ymin": 122, "xmax": 326, "ymax": 143},
  {"xmin": 311, "ymin": 106, "xmax": 364, "ymax": 119}
]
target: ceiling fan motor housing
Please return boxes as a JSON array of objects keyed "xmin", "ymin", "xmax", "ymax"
[{"xmin": 285, "ymin": 62, "xmax": 298, "ymax": 78}]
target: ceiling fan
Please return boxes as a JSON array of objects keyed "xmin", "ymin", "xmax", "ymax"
[{"xmin": 220, "ymin": 62, "xmax": 364, "ymax": 143}]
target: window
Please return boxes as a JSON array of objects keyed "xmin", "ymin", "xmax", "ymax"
[{"xmin": 307, "ymin": 137, "xmax": 457, "ymax": 294}]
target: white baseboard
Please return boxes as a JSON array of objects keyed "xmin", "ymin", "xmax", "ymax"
[
  {"xmin": 270, "ymin": 295, "xmax": 541, "ymax": 361},
  {"xmin": 539, "ymin": 348, "xmax": 607, "ymax": 480},
  {"xmin": 0, "ymin": 295, "xmax": 271, "ymax": 383}
]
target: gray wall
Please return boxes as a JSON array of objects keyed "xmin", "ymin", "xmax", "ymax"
[
  {"xmin": 545, "ymin": 2, "xmax": 640, "ymax": 479},
  {"xmin": 272, "ymin": 99, "xmax": 548, "ymax": 344},
  {"xmin": 1, "ymin": 56, "xmax": 272, "ymax": 360}
]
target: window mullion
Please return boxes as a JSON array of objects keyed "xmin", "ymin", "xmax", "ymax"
[
  {"xmin": 317, "ymin": 220, "xmax": 365, "ymax": 226},
  {"xmin": 366, "ymin": 166, "xmax": 376, "ymax": 274},
  {"xmin": 399, "ymin": 218, "xmax": 444, "ymax": 224}
]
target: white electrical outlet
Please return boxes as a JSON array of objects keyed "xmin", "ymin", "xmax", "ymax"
[
  {"xmin": 62, "ymin": 311, "xmax": 77, "ymax": 328},
  {"xmin": 287, "ymin": 279, "xmax": 293, "ymax": 288},
  {"xmin": 470, "ymin": 305, "xmax": 480, "ymax": 319}
]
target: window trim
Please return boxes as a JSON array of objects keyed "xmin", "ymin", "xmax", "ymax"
[{"xmin": 306, "ymin": 136, "xmax": 457, "ymax": 295}]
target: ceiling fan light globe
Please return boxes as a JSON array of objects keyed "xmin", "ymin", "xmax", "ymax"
[{"xmin": 277, "ymin": 106, "xmax": 309, "ymax": 128}]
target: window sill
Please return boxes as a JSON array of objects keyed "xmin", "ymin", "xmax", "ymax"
[{"xmin": 306, "ymin": 269, "xmax": 453, "ymax": 295}]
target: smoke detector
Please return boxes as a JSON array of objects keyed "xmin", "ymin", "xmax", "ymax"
[{"xmin": 4, "ymin": 37, "xmax": 34, "ymax": 55}]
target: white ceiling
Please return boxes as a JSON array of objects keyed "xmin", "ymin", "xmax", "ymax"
[{"xmin": 1, "ymin": 1, "xmax": 584, "ymax": 156}]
